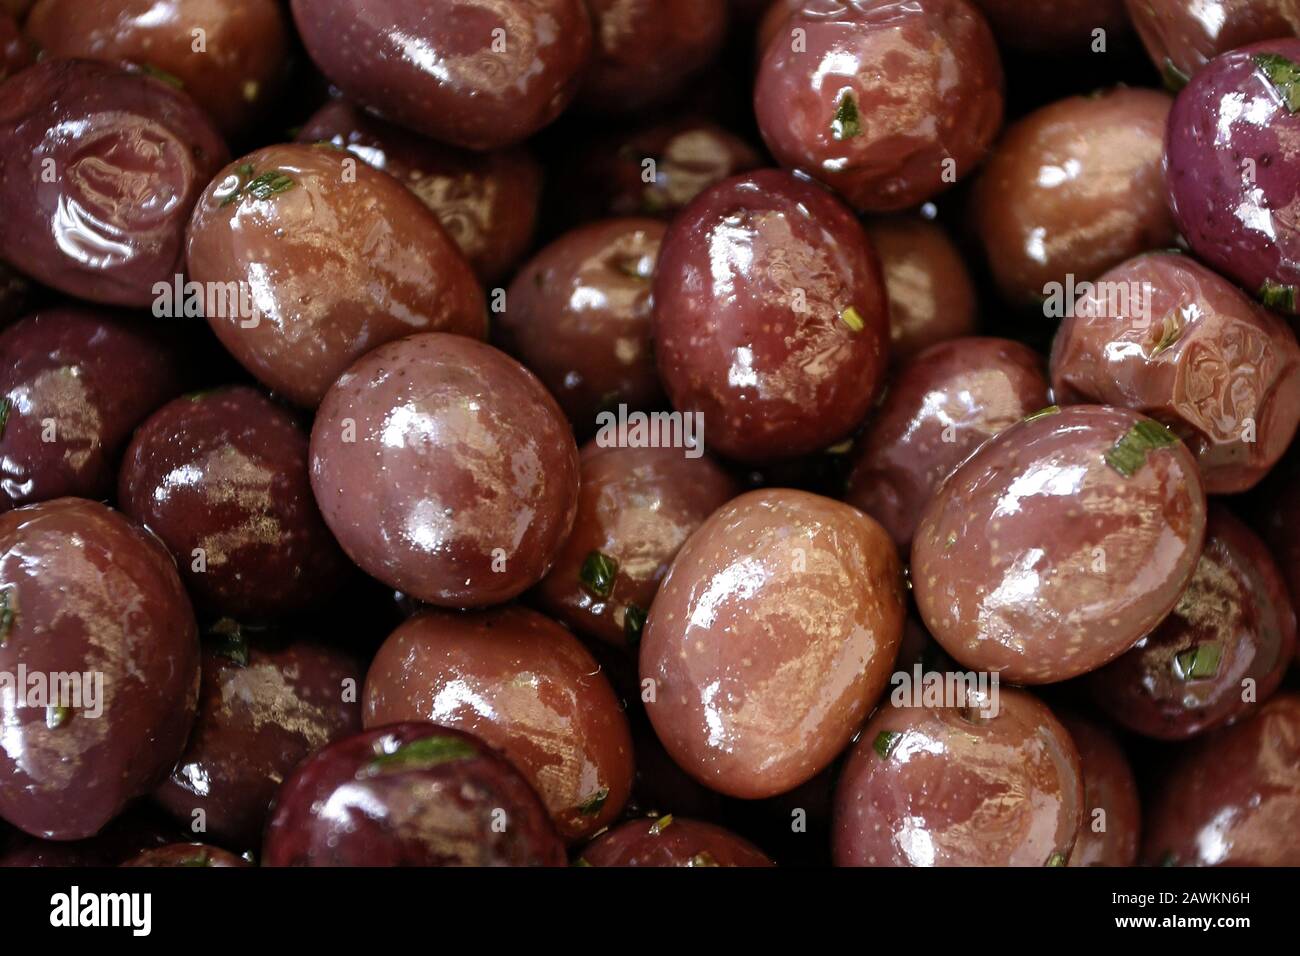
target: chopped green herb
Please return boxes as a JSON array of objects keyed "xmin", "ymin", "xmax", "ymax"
[
  {"xmin": 140, "ymin": 63, "xmax": 185, "ymax": 89},
  {"xmin": 1254, "ymin": 53, "xmax": 1300, "ymax": 112},
  {"xmin": 220, "ymin": 166, "xmax": 297, "ymax": 208},
  {"xmin": 1162, "ymin": 58, "xmax": 1190, "ymax": 93},
  {"xmin": 831, "ymin": 91, "xmax": 862, "ymax": 140},
  {"xmin": 1149, "ymin": 310, "xmax": 1184, "ymax": 356},
  {"xmin": 572, "ymin": 858, "xmax": 592, "ymax": 867},
  {"xmin": 46, "ymin": 706, "xmax": 70, "ymax": 729},
  {"xmin": 623, "ymin": 604, "xmax": 647, "ymax": 646},
  {"xmin": 207, "ymin": 618, "xmax": 250, "ymax": 666},
  {"xmin": 1259, "ymin": 279, "xmax": 1297, "ymax": 312},
  {"xmin": 0, "ymin": 587, "xmax": 14, "ymax": 647},
  {"xmin": 577, "ymin": 788, "xmax": 609, "ymax": 817},
  {"xmin": 687, "ymin": 851, "xmax": 720, "ymax": 867},
  {"xmin": 1023, "ymin": 405, "xmax": 1061, "ymax": 423},
  {"xmin": 825, "ymin": 439, "xmax": 854, "ymax": 455},
  {"xmin": 1104, "ymin": 419, "xmax": 1179, "ymax": 477},
  {"xmin": 0, "ymin": 396, "xmax": 10, "ymax": 440},
  {"xmin": 579, "ymin": 551, "xmax": 618, "ymax": 599},
  {"xmin": 1174, "ymin": 642, "xmax": 1223, "ymax": 680},
  {"xmin": 368, "ymin": 735, "xmax": 477, "ymax": 773},
  {"xmin": 1045, "ymin": 852, "xmax": 1066, "ymax": 867},
  {"xmin": 177, "ymin": 850, "xmax": 212, "ymax": 867},
  {"xmin": 873, "ymin": 730, "xmax": 902, "ymax": 759},
  {"xmin": 650, "ymin": 814, "xmax": 674, "ymax": 834},
  {"xmin": 840, "ymin": 305, "xmax": 865, "ymax": 332}
]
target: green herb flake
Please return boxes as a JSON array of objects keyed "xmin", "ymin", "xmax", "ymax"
[
  {"xmin": 1162, "ymin": 58, "xmax": 1190, "ymax": 94},
  {"xmin": 579, "ymin": 551, "xmax": 618, "ymax": 599},
  {"xmin": 623, "ymin": 604, "xmax": 647, "ymax": 646},
  {"xmin": 1149, "ymin": 310, "xmax": 1184, "ymax": 356},
  {"xmin": 1259, "ymin": 279, "xmax": 1297, "ymax": 312},
  {"xmin": 1104, "ymin": 419, "xmax": 1179, "ymax": 477},
  {"xmin": 572, "ymin": 858, "xmax": 592, "ymax": 867},
  {"xmin": 1023, "ymin": 405, "xmax": 1061, "ymax": 423},
  {"xmin": 1174, "ymin": 642, "xmax": 1224, "ymax": 680},
  {"xmin": 0, "ymin": 396, "xmax": 11, "ymax": 440},
  {"xmin": 831, "ymin": 91, "xmax": 862, "ymax": 140},
  {"xmin": 873, "ymin": 730, "xmax": 902, "ymax": 760},
  {"xmin": 1254, "ymin": 53, "xmax": 1300, "ymax": 113},
  {"xmin": 1045, "ymin": 852, "xmax": 1067, "ymax": 867},
  {"xmin": 220, "ymin": 166, "xmax": 297, "ymax": 208},
  {"xmin": 0, "ymin": 587, "xmax": 15, "ymax": 647},
  {"xmin": 840, "ymin": 305, "xmax": 865, "ymax": 332},
  {"xmin": 207, "ymin": 618, "xmax": 250, "ymax": 666},
  {"xmin": 687, "ymin": 851, "xmax": 720, "ymax": 867},
  {"xmin": 825, "ymin": 439, "xmax": 854, "ymax": 455},
  {"xmin": 649, "ymin": 814, "xmax": 674, "ymax": 835},
  {"xmin": 46, "ymin": 705, "xmax": 70, "ymax": 729},
  {"xmin": 177, "ymin": 849, "xmax": 212, "ymax": 867},
  {"xmin": 577, "ymin": 788, "xmax": 609, "ymax": 817},
  {"xmin": 368, "ymin": 735, "xmax": 477, "ymax": 774},
  {"xmin": 140, "ymin": 63, "xmax": 185, "ymax": 89}
]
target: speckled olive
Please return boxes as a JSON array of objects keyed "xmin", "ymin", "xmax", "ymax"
[
  {"xmin": 262, "ymin": 723, "xmax": 566, "ymax": 866},
  {"xmin": 1126, "ymin": 0, "xmax": 1300, "ymax": 86},
  {"xmin": 578, "ymin": 816, "xmax": 773, "ymax": 867},
  {"xmin": 535, "ymin": 441, "xmax": 739, "ymax": 648},
  {"xmin": 652, "ymin": 169, "xmax": 888, "ymax": 462},
  {"xmin": 0, "ymin": 11, "xmax": 30, "ymax": 82},
  {"xmin": 309, "ymin": 334, "xmax": 578, "ymax": 608},
  {"xmin": 289, "ymin": 0, "xmax": 593, "ymax": 150},
  {"xmin": 912, "ymin": 405, "xmax": 1207, "ymax": 684},
  {"xmin": 755, "ymin": 0, "xmax": 1003, "ymax": 212},
  {"xmin": 1050, "ymin": 252, "xmax": 1300, "ymax": 493},
  {"xmin": 845, "ymin": 337, "xmax": 1050, "ymax": 552},
  {"xmin": 641, "ymin": 488, "xmax": 906, "ymax": 799},
  {"xmin": 972, "ymin": 0, "xmax": 1131, "ymax": 54},
  {"xmin": 0, "ymin": 498, "xmax": 200, "ymax": 840},
  {"xmin": 832, "ymin": 689, "xmax": 1084, "ymax": 866},
  {"xmin": 1059, "ymin": 713, "xmax": 1140, "ymax": 867},
  {"xmin": 122, "ymin": 843, "xmax": 249, "ymax": 867},
  {"xmin": 186, "ymin": 143, "xmax": 486, "ymax": 407},
  {"xmin": 364, "ymin": 607, "xmax": 634, "ymax": 841},
  {"xmin": 0, "ymin": 59, "xmax": 228, "ymax": 306}
]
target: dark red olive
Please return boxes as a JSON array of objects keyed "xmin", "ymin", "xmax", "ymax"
[
  {"xmin": 1127, "ymin": 0, "xmax": 1300, "ymax": 88},
  {"xmin": 1058, "ymin": 713, "xmax": 1140, "ymax": 867},
  {"xmin": 121, "ymin": 843, "xmax": 249, "ymax": 867},
  {"xmin": 578, "ymin": 816, "xmax": 773, "ymax": 867}
]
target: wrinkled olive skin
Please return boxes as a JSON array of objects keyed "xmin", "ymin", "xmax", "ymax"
[
  {"xmin": 499, "ymin": 218, "xmax": 665, "ymax": 434},
  {"xmin": 912, "ymin": 405, "xmax": 1208, "ymax": 684},
  {"xmin": 0, "ymin": 11, "xmax": 30, "ymax": 81},
  {"xmin": 865, "ymin": 217, "xmax": 979, "ymax": 364},
  {"xmin": 122, "ymin": 843, "xmax": 249, "ymax": 867},
  {"xmin": 972, "ymin": 88, "xmax": 1176, "ymax": 307},
  {"xmin": 0, "ymin": 498, "xmax": 200, "ymax": 840},
  {"xmin": 154, "ymin": 639, "xmax": 363, "ymax": 848},
  {"xmin": 755, "ymin": 0, "xmax": 1003, "ymax": 213},
  {"xmin": 186, "ymin": 144, "xmax": 486, "ymax": 408},
  {"xmin": 1142, "ymin": 693, "xmax": 1300, "ymax": 866},
  {"xmin": 0, "ymin": 59, "xmax": 228, "ymax": 307},
  {"xmin": 833, "ymin": 689, "xmax": 1084, "ymax": 866},
  {"xmin": 535, "ymin": 442, "xmax": 739, "ymax": 647},
  {"xmin": 310, "ymin": 334, "xmax": 579, "ymax": 608},
  {"xmin": 297, "ymin": 99, "xmax": 542, "ymax": 286},
  {"xmin": 845, "ymin": 337, "xmax": 1049, "ymax": 552},
  {"xmin": 1051, "ymin": 253, "xmax": 1300, "ymax": 493},
  {"xmin": 641, "ymin": 489, "xmax": 906, "ymax": 799},
  {"xmin": 118, "ymin": 387, "xmax": 351, "ymax": 619},
  {"xmin": 1059, "ymin": 713, "xmax": 1140, "ymax": 867},
  {"xmin": 290, "ymin": 0, "xmax": 593, "ymax": 150},
  {"xmin": 0, "ymin": 308, "xmax": 188, "ymax": 512},
  {"xmin": 26, "ymin": 0, "xmax": 290, "ymax": 138},
  {"xmin": 364, "ymin": 607, "xmax": 635, "ymax": 841},
  {"xmin": 972, "ymin": 0, "xmax": 1131, "ymax": 54},
  {"xmin": 1127, "ymin": 0, "xmax": 1300, "ymax": 84},
  {"xmin": 653, "ymin": 170, "xmax": 889, "ymax": 462},
  {"xmin": 263, "ymin": 723, "xmax": 566, "ymax": 866},
  {"xmin": 578, "ymin": 817, "xmax": 773, "ymax": 867},
  {"xmin": 1166, "ymin": 40, "xmax": 1300, "ymax": 312},
  {"xmin": 1089, "ymin": 508, "xmax": 1296, "ymax": 740}
]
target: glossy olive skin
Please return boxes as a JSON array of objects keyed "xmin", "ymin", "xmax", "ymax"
[
  {"xmin": 1089, "ymin": 508, "xmax": 1296, "ymax": 740},
  {"xmin": 1166, "ymin": 40, "xmax": 1300, "ymax": 312},
  {"xmin": 972, "ymin": 88, "xmax": 1176, "ymax": 307},
  {"xmin": 297, "ymin": 99, "xmax": 542, "ymax": 286},
  {"xmin": 535, "ymin": 442, "xmax": 739, "ymax": 647},
  {"xmin": 0, "ymin": 10, "xmax": 30, "ymax": 81},
  {"xmin": 912, "ymin": 405, "xmax": 1208, "ymax": 684},
  {"xmin": 1142, "ymin": 693, "xmax": 1300, "ymax": 866},
  {"xmin": 1051, "ymin": 253, "xmax": 1300, "ymax": 493},
  {"xmin": 755, "ymin": 0, "xmax": 1003, "ymax": 213},
  {"xmin": 845, "ymin": 337, "xmax": 1049, "ymax": 552},
  {"xmin": 499, "ymin": 218, "xmax": 665, "ymax": 434},
  {"xmin": 310, "ymin": 334, "xmax": 579, "ymax": 608},
  {"xmin": 364, "ymin": 607, "xmax": 635, "ymax": 841},
  {"xmin": 186, "ymin": 144, "xmax": 486, "ymax": 408},
  {"xmin": 641, "ymin": 489, "xmax": 906, "ymax": 799},
  {"xmin": 1059, "ymin": 714, "xmax": 1140, "ymax": 867},
  {"xmin": 832, "ymin": 689, "xmax": 1084, "ymax": 866},
  {"xmin": 1127, "ymin": 0, "xmax": 1300, "ymax": 84},
  {"xmin": 26, "ymin": 0, "xmax": 290, "ymax": 138},
  {"xmin": 578, "ymin": 817, "xmax": 773, "ymax": 867},
  {"xmin": 263, "ymin": 723, "xmax": 566, "ymax": 866},
  {"xmin": 653, "ymin": 170, "xmax": 888, "ymax": 462},
  {"xmin": 972, "ymin": 0, "xmax": 1131, "ymax": 54},
  {"xmin": 0, "ymin": 59, "xmax": 228, "ymax": 307},
  {"xmin": 0, "ymin": 308, "xmax": 188, "ymax": 512},
  {"xmin": 865, "ymin": 217, "xmax": 979, "ymax": 364},
  {"xmin": 122, "ymin": 843, "xmax": 249, "ymax": 867},
  {"xmin": 290, "ymin": 0, "xmax": 593, "ymax": 150},
  {"xmin": 118, "ymin": 387, "xmax": 351, "ymax": 619},
  {"xmin": 0, "ymin": 498, "xmax": 200, "ymax": 840}
]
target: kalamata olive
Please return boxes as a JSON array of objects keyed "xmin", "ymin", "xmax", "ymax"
[
  {"xmin": 1050, "ymin": 252, "xmax": 1300, "ymax": 493},
  {"xmin": 864, "ymin": 217, "xmax": 979, "ymax": 363},
  {"xmin": 0, "ymin": 498, "xmax": 200, "ymax": 840},
  {"xmin": 972, "ymin": 0, "xmax": 1131, "ymax": 54},
  {"xmin": 122, "ymin": 843, "xmax": 249, "ymax": 867},
  {"xmin": 0, "ymin": 10, "xmax": 30, "ymax": 81},
  {"xmin": 153, "ymin": 634, "xmax": 363, "ymax": 848},
  {"xmin": 363, "ymin": 607, "xmax": 634, "ymax": 841},
  {"xmin": 972, "ymin": 88, "xmax": 1176, "ymax": 307},
  {"xmin": 0, "ymin": 307, "xmax": 188, "ymax": 511},
  {"xmin": 1142, "ymin": 692, "xmax": 1300, "ymax": 865},
  {"xmin": 1126, "ymin": 0, "xmax": 1300, "ymax": 86},
  {"xmin": 845, "ymin": 337, "xmax": 1050, "ymax": 552},
  {"xmin": 296, "ymin": 99, "xmax": 542, "ymax": 286},
  {"xmin": 1166, "ymin": 40, "xmax": 1300, "ymax": 313},
  {"xmin": 535, "ymin": 441, "xmax": 739, "ymax": 648},
  {"xmin": 641, "ymin": 488, "xmax": 906, "ymax": 799},
  {"xmin": 1088, "ymin": 507, "xmax": 1296, "ymax": 739},
  {"xmin": 912, "ymin": 405, "xmax": 1208, "ymax": 684},
  {"xmin": 289, "ymin": 0, "xmax": 593, "ymax": 150},
  {"xmin": 310, "ymin": 334, "xmax": 579, "ymax": 608},
  {"xmin": 754, "ymin": 0, "xmax": 1003, "ymax": 213},
  {"xmin": 186, "ymin": 143, "xmax": 486, "ymax": 408},
  {"xmin": 117, "ymin": 386, "xmax": 350, "ymax": 619},
  {"xmin": 832, "ymin": 689, "xmax": 1084, "ymax": 866},
  {"xmin": 1058, "ymin": 713, "xmax": 1140, "ymax": 867},
  {"xmin": 0, "ymin": 59, "xmax": 228, "ymax": 307},
  {"xmin": 0, "ymin": 809, "xmax": 180, "ymax": 867},
  {"xmin": 578, "ymin": 816, "xmax": 773, "ymax": 867},
  {"xmin": 263, "ymin": 723, "xmax": 566, "ymax": 866},
  {"xmin": 26, "ymin": 0, "xmax": 291, "ymax": 138},
  {"xmin": 498, "ymin": 218, "xmax": 665, "ymax": 434},
  {"xmin": 653, "ymin": 169, "xmax": 888, "ymax": 462}
]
